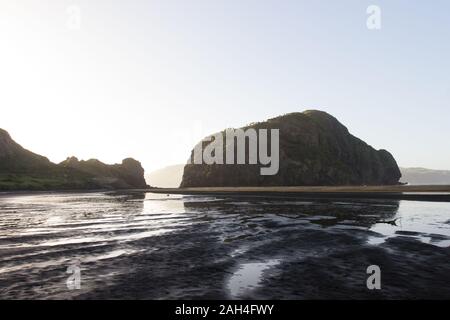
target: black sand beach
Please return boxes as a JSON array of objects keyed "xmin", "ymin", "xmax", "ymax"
[{"xmin": 0, "ymin": 192, "xmax": 449, "ymax": 299}]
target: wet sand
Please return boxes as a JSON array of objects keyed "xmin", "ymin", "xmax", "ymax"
[{"xmin": 0, "ymin": 192, "xmax": 449, "ymax": 299}]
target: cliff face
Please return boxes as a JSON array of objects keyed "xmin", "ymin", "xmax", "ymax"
[
  {"xmin": 0, "ymin": 129, "xmax": 149, "ymax": 190},
  {"xmin": 0, "ymin": 128, "xmax": 53, "ymax": 171},
  {"xmin": 181, "ymin": 110, "xmax": 401, "ymax": 187}
]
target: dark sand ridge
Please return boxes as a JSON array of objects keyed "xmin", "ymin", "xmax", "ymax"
[
  {"xmin": 145, "ymin": 185, "xmax": 450, "ymax": 202},
  {"xmin": 3, "ymin": 185, "xmax": 450, "ymax": 201}
]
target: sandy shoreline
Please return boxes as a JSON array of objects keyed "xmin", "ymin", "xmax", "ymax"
[
  {"xmin": 151, "ymin": 185, "xmax": 450, "ymax": 193},
  {"xmin": 2, "ymin": 185, "xmax": 450, "ymax": 201},
  {"xmin": 147, "ymin": 185, "xmax": 450, "ymax": 202}
]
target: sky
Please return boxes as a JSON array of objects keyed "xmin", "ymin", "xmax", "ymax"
[{"xmin": 1, "ymin": 0, "xmax": 449, "ymax": 173}]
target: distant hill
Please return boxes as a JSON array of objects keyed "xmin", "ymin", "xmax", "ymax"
[
  {"xmin": 400, "ymin": 167, "xmax": 450, "ymax": 185},
  {"xmin": 181, "ymin": 110, "xmax": 402, "ymax": 187},
  {"xmin": 0, "ymin": 128, "xmax": 149, "ymax": 191},
  {"xmin": 145, "ymin": 164, "xmax": 184, "ymax": 188}
]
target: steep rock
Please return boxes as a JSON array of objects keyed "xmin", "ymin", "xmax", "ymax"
[{"xmin": 181, "ymin": 110, "xmax": 401, "ymax": 187}]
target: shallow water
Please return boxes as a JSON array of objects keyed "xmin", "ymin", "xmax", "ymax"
[{"xmin": 0, "ymin": 192, "xmax": 449, "ymax": 299}]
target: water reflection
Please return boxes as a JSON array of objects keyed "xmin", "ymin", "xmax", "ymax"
[
  {"xmin": 227, "ymin": 259, "xmax": 280, "ymax": 298},
  {"xmin": 368, "ymin": 201, "xmax": 450, "ymax": 247},
  {"xmin": 182, "ymin": 197, "xmax": 401, "ymax": 241}
]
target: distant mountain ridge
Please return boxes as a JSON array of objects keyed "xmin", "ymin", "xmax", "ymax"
[
  {"xmin": 145, "ymin": 164, "xmax": 184, "ymax": 188},
  {"xmin": 400, "ymin": 167, "xmax": 450, "ymax": 185},
  {"xmin": 0, "ymin": 128, "xmax": 149, "ymax": 191}
]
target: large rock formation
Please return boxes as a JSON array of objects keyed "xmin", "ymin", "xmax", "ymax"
[
  {"xmin": 181, "ymin": 110, "xmax": 401, "ymax": 187},
  {"xmin": 0, "ymin": 128, "xmax": 149, "ymax": 190}
]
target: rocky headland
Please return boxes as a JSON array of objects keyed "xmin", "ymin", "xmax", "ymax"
[
  {"xmin": 0, "ymin": 128, "xmax": 149, "ymax": 191},
  {"xmin": 181, "ymin": 110, "xmax": 402, "ymax": 187}
]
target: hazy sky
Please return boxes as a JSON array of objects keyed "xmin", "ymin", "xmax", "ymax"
[{"xmin": 1, "ymin": 0, "xmax": 449, "ymax": 172}]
